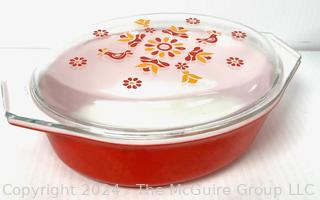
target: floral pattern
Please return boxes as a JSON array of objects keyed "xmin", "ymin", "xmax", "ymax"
[
  {"xmin": 231, "ymin": 31, "xmax": 247, "ymax": 40},
  {"xmin": 137, "ymin": 56, "xmax": 170, "ymax": 74},
  {"xmin": 97, "ymin": 48, "xmax": 133, "ymax": 60},
  {"xmin": 72, "ymin": 22, "xmax": 251, "ymax": 87},
  {"xmin": 226, "ymin": 57, "xmax": 244, "ymax": 67},
  {"xmin": 185, "ymin": 47, "xmax": 213, "ymax": 63},
  {"xmin": 182, "ymin": 71, "xmax": 202, "ymax": 84},
  {"xmin": 145, "ymin": 27, "xmax": 156, "ymax": 33},
  {"xmin": 69, "ymin": 57, "xmax": 87, "ymax": 69},
  {"xmin": 175, "ymin": 62, "xmax": 189, "ymax": 70},
  {"xmin": 93, "ymin": 29, "xmax": 109, "ymax": 38},
  {"xmin": 186, "ymin": 17, "xmax": 200, "ymax": 25},
  {"xmin": 162, "ymin": 26, "xmax": 189, "ymax": 38},
  {"xmin": 135, "ymin": 19, "xmax": 150, "ymax": 27},
  {"xmin": 123, "ymin": 77, "xmax": 142, "ymax": 89},
  {"xmin": 145, "ymin": 37, "xmax": 185, "ymax": 58},
  {"xmin": 118, "ymin": 32, "xmax": 146, "ymax": 47}
]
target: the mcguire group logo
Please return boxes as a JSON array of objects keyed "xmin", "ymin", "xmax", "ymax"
[{"xmin": 136, "ymin": 183, "xmax": 316, "ymax": 198}]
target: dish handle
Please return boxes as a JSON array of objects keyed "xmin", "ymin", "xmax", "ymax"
[
  {"xmin": 262, "ymin": 32, "xmax": 302, "ymax": 92},
  {"xmin": 1, "ymin": 81, "xmax": 96, "ymax": 139}
]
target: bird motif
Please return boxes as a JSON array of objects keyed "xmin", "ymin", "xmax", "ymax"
[
  {"xmin": 97, "ymin": 48, "xmax": 133, "ymax": 60},
  {"xmin": 196, "ymin": 31, "xmax": 221, "ymax": 44}
]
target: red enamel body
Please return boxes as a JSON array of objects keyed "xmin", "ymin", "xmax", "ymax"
[{"xmin": 46, "ymin": 115, "xmax": 267, "ymax": 187}]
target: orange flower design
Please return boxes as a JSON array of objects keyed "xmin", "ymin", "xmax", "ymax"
[
  {"xmin": 69, "ymin": 57, "xmax": 87, "ymax": 69},
  {"xmin": 135, "ymin": 19, "xmax": 150, "ymax": 27},
  {"xmin": 93, "ymin": 29, "xmax": 109, "ymax": 38},
  {"xmin": 144, "ymin": 37, "xmax": 185, "ymax": 58},
  {"xmin": 182, "ymin": 71, "xmax": 202, "ymax": 84}
]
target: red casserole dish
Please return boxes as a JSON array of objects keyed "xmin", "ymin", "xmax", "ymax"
[{"xmin": 2, "ymin": 13, "xmax": 301, "ymax": 187}]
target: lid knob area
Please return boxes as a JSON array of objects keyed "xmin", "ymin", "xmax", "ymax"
[{"xmin": 32, "ymin": 15, "xmax": 279, "ymax": 131}]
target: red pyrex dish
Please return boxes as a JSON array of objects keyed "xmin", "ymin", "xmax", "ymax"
[{"xmin": 2, "ymin": 13, "xmax": 301, "ymax": 187}]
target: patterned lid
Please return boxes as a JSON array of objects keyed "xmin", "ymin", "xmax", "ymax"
[{"xmin": 31, "ymin": 14, "xmax": 281, "ymax": 131}]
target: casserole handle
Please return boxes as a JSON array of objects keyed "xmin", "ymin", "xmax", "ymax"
[
  {"xmin": 1, "ymin": 81, "xmax": 96, "ymax": 139},
  {"xmin": 262, "ymin": 32, "xmax": 302, "ymax": 91}
]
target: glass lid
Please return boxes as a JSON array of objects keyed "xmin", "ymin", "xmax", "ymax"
[{"xmin": 31, "ymin": 13, "xmax": 281, "ymax": 131}]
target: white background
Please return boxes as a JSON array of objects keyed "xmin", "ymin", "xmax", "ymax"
[
  {"xmin": 0, "ymin": 0, "xmax": 320, "ymax": 50},
  {"xmin": 0, "ymin": 0, "xmax": 320, "ymax": 199}
]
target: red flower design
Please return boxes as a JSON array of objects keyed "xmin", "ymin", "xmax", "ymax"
[
  {"xmin": 231, "ymin": 31, "xmax": 247, "ymax": 40},
  {"xmin": 175, "ymin": 62, "xmax": 189, "ymax": 70},
  {"xmin": 145, "ymin": 37, "xmax": 185, "ymax": 58},
  {"xmin": 226, "ymin": 57, "xmax": 244, "ymax": 67},
  {"xmin": 93, "ymin": 29, "xmax": 109, "ymax": 38},
  {"xmin": 123, "ymin": 77, "xmax": 142, "ymax": 89},
  {"xmin": 69, "ymin": 57, "xmax": 87, "ymax": 69},
  {"xmin": 186, "ymin": 17, "xmax": 200, "ymax": 25},
  {"xmin": 145, "ymin": 27, "xmax": 156, "ymax": 33}
]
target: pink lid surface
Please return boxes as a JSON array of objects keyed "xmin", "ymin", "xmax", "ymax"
[{"xmin": 33, "ymin": 14, "xmax": 279, "ymax": 130}]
